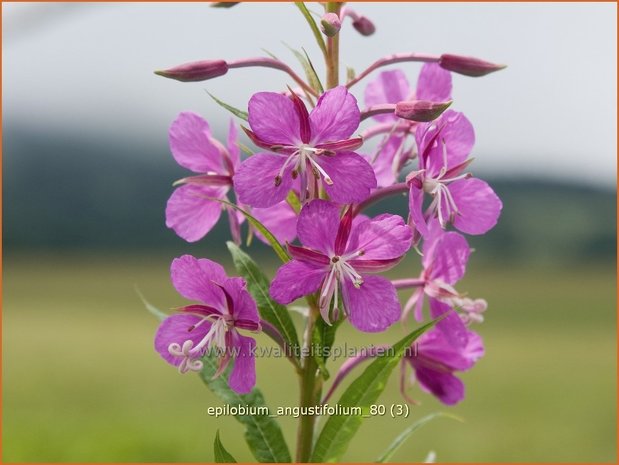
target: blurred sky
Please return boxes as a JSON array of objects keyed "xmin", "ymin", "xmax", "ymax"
[{"xmin": 3, "ymin": 2, "xmax": 617, "ymax": 186}]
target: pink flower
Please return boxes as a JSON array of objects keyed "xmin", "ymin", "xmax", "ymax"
[
  {"xmin": 270, "ymin": 200, "xmax": 412, "ymax": 332},
  {"xmin": 234, "ymin": 87, "xmax": 376, "ymax": 207},
  {"xmin": 401, "ymin": 327, "xmax": 484, "ymax": 405},
  {"xmin": 165, "ymin": 112, "xmax": 296, "ymax": 245},
  {"xmin": 408, "ymin": 110, "xmax": 502, "ymax": 236},
  {"xmin": 154, "ymin": 255, "xmax": 261, "ymax": 394}
]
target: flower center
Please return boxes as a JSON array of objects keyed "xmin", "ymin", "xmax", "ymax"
[
  {"xmin": 318, "ymin": 251, "xmax": 365, "ymax": 324},
  {"xmin": 167, "ymin": 314, "xmax": 232, "ymax": 374},
  {"xmin": 274, "ymin": 144, "xmax": 334, "ymax": 202}
]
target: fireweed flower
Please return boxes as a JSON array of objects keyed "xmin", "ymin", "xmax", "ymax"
[
  {"xmin": 234, "ymin": 86, "xmax": 377, "ymax": 207},
  {"xmin": 270, "ymin": 199, "xmax": 412, "ymax": 332},
  {"xmin": 362, "ymin": 64, "xmax": 452, "ymax": 187},
  {"xmin": 395, "ymin": 220, "xmax": 486, "ymax": 347},
  {"xmin": 401, "ymin": 326, "xmax": 484, "ymax": 405},
  {"xmin": 408, "ymin": 110, "xmax": 502, "ymax": 236},
  {"xmin": 154, "ymin": 255, "xmax": 260, "ymax": 394},
  {"xmin": 165, "ymin": 112, "xmax": 296, "ymax": 244}
]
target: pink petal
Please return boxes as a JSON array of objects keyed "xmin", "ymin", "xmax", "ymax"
[
  {"xmin": 429, "ymin": 298, "xmax": 469, "ymax": 349},
  {"xmin": 309, "ymin": 86, "xmax": 360, "ymax": 143},
  {"xmin": 320, "ymin": 151, "xmax": 377, "ymax": 204},
  {"xmin": 342, "ymin": 275, "xmax": 400, "ymax": 332},
  {"xmin": 252, "ymin": 201, "xmax": 298, "ymax": 245},
  {"xmin": 227, "ymin": 119, "xmax": 241, "ymax": 170},
  {"xmin": 422, "ymin": 111, "xmax": 475, "ymax": 177},
  {"xmin": 170, "ymin": 255, "xmax": 227, "ymax": 308},
  {"xmin": 415, "ymin": 366, "xmax": 465, "ymax": 405},
  {"xmin": 248, "ymin": 92, "xmax": 301, "ymax": 145},
  {"xmin": 347, "ymin": 213, "xmax": 412, "ymax": 260},
  {"xmin": 228, "ymin": 332, "xmax": 257, "ymax": 394},
  {"xmin": 222, "ymin": 277, "xmax": 259, "ymax": 323},
  {"xmin": 364, "ymin": 70, "xmax": 411, "ymax": 122},
  {"xmin": 233, "ymin": 153, "xmax": 292, "ymax": 208},
  {"xmin": 428, "ymin": 232, "xmax": 470, "ymax": 284},
  {"xmin": 416, "ymin": 63, "xmax": 452, "ymax": 102},
  {"xmin": 169, "ymin": 112, "xmax": 226, "ymax": 173},
  {"xmin": 297, "ymin": 199, "xmax": 340, "ymax": 255},
  {"xmin": 154, "ymin": 313, "xmax": 210, "ymax": 366},
  {"xmin": 448, "ymin": 178, "xmax": 502, "ymax": 235},
  {"xmin": 408, "ymin": 184, "xmax": 429, "ymax": 237},
  {"xmin": 165, "ymin": 185, "xmax": 226, "ymax": 242},
  {"xmin": 269, "ymin": 259, "xmax": 326, "ymax": 304}
]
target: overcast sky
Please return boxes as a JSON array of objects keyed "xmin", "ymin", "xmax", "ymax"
[{"xmin": 3, "ymin": 2, "xmax": 617, "ymax": 186}]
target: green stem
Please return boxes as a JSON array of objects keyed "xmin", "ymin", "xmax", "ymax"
[
  {"xmin": 296, "ymin": 298, "xmax": 323, "ymax": 462},
  {"xmin": 325, "ymin": 3, "xmax": 342, "ymax": 89}
]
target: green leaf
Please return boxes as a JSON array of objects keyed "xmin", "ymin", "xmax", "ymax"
[
  {"xmin": 135, "ymin": 287, "xmax": 168, "ymax": 321},
  {"xmin": 286, "ymin": 190, "xmax": 302, "ymax": 214},
  {"xmin": 207, "ymin": 92, "xmax": 249, "ymax": 121},
  {"xmin": 226, "ymin": 242, "xmax": 300, "ymax": 363},
  {"xmin": 200, "ymin": 354, "xmax": 292, "ymax": 463},
  {"xmin": 205, "ymin": 197, "xmax": 290, "ymax": 263},
  {"xmin": 211, "ymin": 2, "xmax": 240, "ymax": 7},
  {"xmin": 311, "ymin": 315, "xmax": 341, "ymax": 380},
  {"xmin": 285, "ymin": 44, "xmax": 324, "ymax": 96},
  {"xmin": 375, "ymin": 412, "xmax": 462, "ymax": 463},
  {"xmin": 346, "ymin": 66, "xmax": 356, "ymax": 82},
  {"xmin": 294, "ymin": 2, "xmax": 327, "ymax": 57},
  {"xmin": 214, "ymin": 430, "xmax": 238, "ymax": 463},
  {"xmin": 310, "ymin": 317, "xmax": 442, "ymax": 462}
]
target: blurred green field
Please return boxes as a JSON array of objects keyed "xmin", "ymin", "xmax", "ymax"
[{"xmin": 3, "ymin": 253, "xmax": 616, "ymax": 462}]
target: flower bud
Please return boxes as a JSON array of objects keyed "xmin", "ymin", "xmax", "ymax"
[
  {"xmin": 395, "ymin": 100, "xmax": 452, "ymax": 122},
  {"xmin": 439, "ymin": 54, "xmax": 506, "ymax": 77},
  {"xmin": 352, "ymin": 16, "xmax": 375, "ymax": 36},
  {"xmin": 154, "ymin": 59, "xmax": 229, "ymax": 82},
  {"xmin": 320, "ymin": 13, "xmax": 342, "ymax": 37}
]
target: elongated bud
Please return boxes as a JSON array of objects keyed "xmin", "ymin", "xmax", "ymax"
[
  {"xmin": 321, "ymin": 13, "xmax": 342, "ymax": 37},
  {"xmin": 439, "ymin": 54, "xmax": 506, "ymax": 77},
  {"xmin": 155, "ymin": 59, "xmax": 228, "ymax": 82},
  {"xmin": 395, "ymin": 100, "xmax": 452, "ymax": 122},
  {"xmin": 352, "ymin": 16, "xmax": 375, "ymax": 36}
]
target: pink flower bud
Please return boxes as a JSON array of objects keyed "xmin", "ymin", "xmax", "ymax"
[
  {"xmin": 352, "ymin": 16, "xmax": 375, "ymax": 36},
  {"xmin": 154, "ymin": 59, "xmax": 229, "ymax": 82},
  {"xmin": 395, "ymin": 100, "xmax": 452, "ymax": 122},
  {"xmin": 320, "ymin": 13, "xmax": 342, "ymax": 37},
  {"xmin": 439, "ymin": 54, "xmax": 506, "ymax": 77}
]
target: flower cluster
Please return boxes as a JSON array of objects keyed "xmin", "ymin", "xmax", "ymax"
[{"xmin": 153, "ymin": 6, "xmax": 504, "ymax": 412}]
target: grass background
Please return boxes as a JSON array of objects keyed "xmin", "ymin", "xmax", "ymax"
[{"xmin": 3, "ymin": 252, "xmax": 616, "ymax": 462}]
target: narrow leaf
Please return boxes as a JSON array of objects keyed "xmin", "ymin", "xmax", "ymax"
[
  {"xmin": 135, "ymin": 286, "xmax": 168, "ymax": 321},
  {"xmin": 227, "ymin": 242, "xmax": 300, "ymax": 364},
  {"xmin": 214, "ymin": 430, "xmax": 238, "ymax": 463},
  {"xmin": 346, "ymin": 66, "xmax": 356, "ymax": 82},
  {"xmin": 376, "ymin": 412, "xmax": 462, "ymax": 463},
  {"xmin": 312, "ymin": 316, "xmax": 341, "ymax": 380},
  {"xmin": 286, "ymin": 190, "xmax": 302, "ymax": 214},
  {"xmin": 207, "ymin": 92, "xmax": 249, "ymax": 121},
  {"xmin": 285, "ymin": 44, "xmax": 324, "ymax": 95},
  {"xmin": 211, "ymin": 2, "xmax": 239, "ymax": 7},
  {"xmin": 294, "ymin": 2, "xmax": 327, "ymax": 57},
  {"xmin": 200, "ymin": 354, "xmax": 292, "ymax": 463},
  {"xmin": 311, "ymin": 317, "xmax": 443, "ymax": 462}
]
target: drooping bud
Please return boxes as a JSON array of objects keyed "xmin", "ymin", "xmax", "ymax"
[
  {"xmin": 352, "ymin": 16, "xmax": 375, "ymax": 36},
  {"xmin": 439, "ymin": 54, "xmax": 506, "ymax": 77},
  {"xmin": 395, "ymin": 100, "xmax": 452, "ymax": 122},
  {"xmin": 320, "ymin": 13, "xmax": 341, "ymax": 37},
  {"xmin": 154, "ymin": 59, "xmax": 229, "ymax": 82}
]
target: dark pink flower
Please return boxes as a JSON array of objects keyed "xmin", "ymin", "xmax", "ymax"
[
  {"xmin": 154, "ymin": 255, "xmax": 260, "ymax": 394},
  {"xmin": 269, "ymin": 200, "xmax": 412, "ymax": 332},
  {"xmin": 408, "ymin": 110, "xmax": 502, "ymax": 236},
  {"xmin": 401, "ymin": 327, "xmax": 484, "ymax": 405},
  {"xmin": 234, "ymin": 87, "xmax": 376, "ymax": 207}
]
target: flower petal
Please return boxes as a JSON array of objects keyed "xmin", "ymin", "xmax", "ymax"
[
  {"xmin": 342, "ymin": 275, "xmax": 400, "ymax": 332},
  {"xmin": 228, "ymin": 332, "xmax": 257, "ymax": 394},
  {"xmin": 347, "ymin": 213, "xmax": 412, "ymax": 260},
  {"xmin": 234, "ymin": 153, "xmax": 292, "ymax": 208},
  {"xmin": 364, "ymin": 70, "xmax": 411, "ymax": 122},
  {"xmin": 270, "ymin": 259, "xmax": 326, "ymax": 304},
  {"xmin": 310, "ymin": 86, "xmax": 360, "ymax": 143},
  {"xmin": 252, "ymin": 200, "xmax": 298, "ymax": 245},
  {"xmin": 408, "ymin": 184, "xmax": 429, "ymax": 237},
  {"xmin": 165, "ymin": 185, "xmax": 226, "ymax": 242},
  {"xmin": 416, "ymin": 63, "xmax": 452, "ymax": 102},
  {"xmin": 221, "ymin": 277, "xmax": 259, "ymax": 324},
  {"xmin": 297, "ymin": 199, "xmax": 340, "ymax": 255},
  {"xmin": 415, "ymin": 365, "xmax": 465, "ymax": 405},
  {"xmin": 447, "ymin": 178, "xmax": 502, "ymax": 235},
  {"xmin": 248, "ymin": 92, "xmax": 301, "ymax": 145},
  {"xmin": 227, "ymin": 119, "xmax": 241, "ymax": 170},
  {"xmin": 428, "ymin": 231, "xmax": 470, "ymax": 284},
  {"xmin": 170, "ymin": 255, "xmax": 227, "ymax": 308},
  {"xmin": 320, "ymin": 152, "xmax": 377, "ymax": 204},
  {"xmin": 429, "ymin": 298, "xmax": 469, "ymax": 349},
  {"xmin": 169, "ymin": 112, "xmax": 225, "ymax": 173},
  {"xmin": 154, "ymin": 313, "xmax": 210, "ymax": 366}
]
